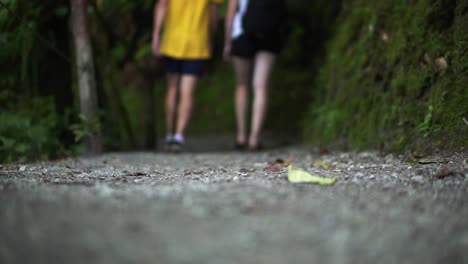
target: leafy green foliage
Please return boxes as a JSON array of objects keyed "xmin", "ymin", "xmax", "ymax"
[
  {"xmin": 0, "ymin": 91, "xmax": 77, "ymax": 162},
  {"xmin": 69, "ymin": 114, "xmax": 101, "ymax": 143},
  {"xmin": 0, "ymin": 0, "xmax": 79, "ymax": 162},
  {"xmin": 418, "ymin": 105, "xmax": 433, "ymax": 138}
]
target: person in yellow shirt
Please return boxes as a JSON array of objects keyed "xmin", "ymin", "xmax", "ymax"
[{"xmin": 152, "ymin": 0, "xmax": 222, "ymax": 152}]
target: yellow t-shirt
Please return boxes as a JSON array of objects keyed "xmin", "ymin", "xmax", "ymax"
[{"xmin": 160, "ymin": 0, "xmax": 223, "ymax": 59}]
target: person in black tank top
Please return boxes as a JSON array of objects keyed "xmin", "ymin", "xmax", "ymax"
[{"xmin": 224, "ymin": 0, "xmax": 287, "ymax": 150}]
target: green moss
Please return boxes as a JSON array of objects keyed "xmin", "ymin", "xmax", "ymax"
[{"xmin": 303, "ymin": 0, "xmax": 468, "ymax": 151}]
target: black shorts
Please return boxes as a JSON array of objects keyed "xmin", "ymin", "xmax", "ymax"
[
  {"xmin": 161, "ymin": 56, "xmax": 206, "ymax": 77},
  {"xmin": 231, "ymin": 33, "xmax": 283, "ymax": 59}
]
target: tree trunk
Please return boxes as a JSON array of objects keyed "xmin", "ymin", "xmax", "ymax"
[{"xmin": 70, "ymin": 0, "xmax": 102, "ymax": 154}]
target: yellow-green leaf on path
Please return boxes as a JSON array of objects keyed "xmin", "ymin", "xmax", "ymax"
[{"xmin": 287, "ymin": 165, "xmax": 336, "ymax": 185}]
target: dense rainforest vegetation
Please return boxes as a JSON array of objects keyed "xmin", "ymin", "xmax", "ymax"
[{"xmin": 0, "ymin": 0, "xmax": 466, "ymax": 162}]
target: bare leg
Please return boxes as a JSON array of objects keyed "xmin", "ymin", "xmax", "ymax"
[
  {"xmin": 165, "ymin": 74, "xmax": 179, "ymax": 137},
  {"xmin": 233, "ymin": 57, "xmax": 252, "ymax": 145},
  {"xmin": 249, "ymin": 52, "xmax": 276, "ymax": 149},
  {"xmin": 175, "ymin": 74, "xmax": 198, "ymax": 137}
]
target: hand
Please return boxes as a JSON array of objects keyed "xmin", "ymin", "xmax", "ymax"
[
  {"xmin": 223, "ymin": 43, "xmax": 232, "ymax": 62},
  {"xmin": 152, "ymin": 35, "xmax": 160, "ymax": 57}
]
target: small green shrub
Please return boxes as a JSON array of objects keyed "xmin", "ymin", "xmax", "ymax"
[{"xmin": 0, "ymin": 92, "xmax": 77, "ymax": 163}]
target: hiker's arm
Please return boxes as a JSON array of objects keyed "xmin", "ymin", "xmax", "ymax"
[
  {"xmin": 224, "ymin": 0, "xmax": 237, "ymax": 45},
  {"xmin": 152, "ymin": 0, "xmax": 168, "ymax": 55},
  {"xmin": 223, "ymin": 0, "xmax": 237, "ymax": 60}
]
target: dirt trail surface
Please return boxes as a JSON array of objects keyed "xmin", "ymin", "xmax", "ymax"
[{"xmin": 1, "ymin": 147, "xmax": 467, "ymax": 264}]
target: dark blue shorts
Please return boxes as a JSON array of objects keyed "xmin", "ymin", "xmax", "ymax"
[
  {"xmin": 161, "ymin": 56, "xmax": 206, "ymax": 77},
  {"xmin": 231, "ymin": 33, "xmax": 283, "ymax": 59}
]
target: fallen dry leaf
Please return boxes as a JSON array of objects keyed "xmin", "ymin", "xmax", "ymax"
[
  {"xmin": 312, "ymin": 160, "xmax": 334, "ymax": 170},
  {"xmin": 435, "ymin": 164, "xmax": 453, "ymax": 179},
  {"xmin": 271, "ymin": 158, "xmax": 292, "ymax": 166},
  {"xmin": 184, "ymin": 169, "xmax": 206, "ymax": 176},
  {"xmin": 319, "ymin": 147, "xmax": 329, "ymax": 155},
  {"xmin": 435, "ymin": 57, "xmax": 448, "ymax": 74},
  {"xmin": 263, "ymin": 164, "xmax": 284, "ymax": 172},
  {"xmin": 381, "ymin": 30, "xmax": 389, "ymax": 42},
  {"xmin": 125, "ymin": 172, "xmax": 148, "ymax": 177},
  {"xmin": 264, "ymin": 158, "xmax": 292, "ymax": 172},
  {"xmin": 239, "ymin": 168, "xmax": 256, "ymax": 173},
  {"xmin": 412, "ymin": 157, "xmax": 449, "ymax": 164}
]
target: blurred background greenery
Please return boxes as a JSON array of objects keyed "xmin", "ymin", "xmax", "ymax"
[{"xmin": 0, "ymin": 0, "xmax": 466, "ymax": 162}]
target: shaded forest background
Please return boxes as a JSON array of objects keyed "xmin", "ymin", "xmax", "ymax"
[{"xmin": 0, "ymin": 0, "xmax": 466, "ymax": 162}]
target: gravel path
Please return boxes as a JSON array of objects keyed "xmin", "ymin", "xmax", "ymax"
[{"xmin": 0, "ymin": 146, "xmax": 467, "ymax": 264}]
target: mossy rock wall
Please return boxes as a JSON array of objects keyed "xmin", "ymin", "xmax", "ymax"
[{"xmin": 303, "ymin": 0, "xmax": 468, "ymax": 151}]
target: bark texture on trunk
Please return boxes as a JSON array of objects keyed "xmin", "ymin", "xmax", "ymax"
[{"xmin": 70, "ymin": 0, "xmax": 102, "ymax": 154}]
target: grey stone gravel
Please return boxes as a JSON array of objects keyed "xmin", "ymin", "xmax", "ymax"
[{"xmin": 0, "ymin": 147, "xmax": 467, "ymax": 264}]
